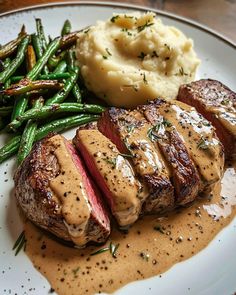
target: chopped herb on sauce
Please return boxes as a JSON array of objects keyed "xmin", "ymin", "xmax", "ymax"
[
  {"xmin": 119, "ymin": 153, "xmax": 134, "ymax": 158},
  {"xmin": 109, "ymin": 241, "xmax": 120, "ymax": 258},
  {"xmin": 90, "ymin": 246, "xmax": 109, "ymax": 256},
  {"xmin": 143, "ymin": 73, "xmax": 148, "ymax": 84},
  {"xmin": 102, "ymin": 157, "xmax": 117, "ymax": 168},
  {"xmin": 147, "ymin": 119, "xmax": 172, "ymax": 141},
  {"xmin": 127, "ymin": 124, "xmax": 135, "ymax": 133},
  {"xmin": 154, "ymin": 225, "xmax": 165, "ymax": 234},
  {"xmin": 197, "ymin": 138, "xmax": 209, "ymax": 150},
  {"xmin": 72, "ymin": 266, "xmax": 80, "ymax": 276},
  {"xmin": 12, "ymin": 231, "xmax": 26, "ymax": 256}
]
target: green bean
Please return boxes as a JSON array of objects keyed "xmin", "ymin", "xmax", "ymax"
[
  {"xmin": 61, "ymin": 20, "xmax": 72, "ymax": 36},
  {"xmin": 67, "ymin": 50, "xmax": 82, "ymax": 102},
  {"xmin": 45, "ymin": 67, "xmax": 79, "ymax": 105},
  {"xmin": 11, "ymin": 72, "xmax": 70, "ymax": 83},
  {"xmin": 31, "ymin": 33, "xmax": 49, "ymax": 75},
  {"xmin": 0, "ymin": 135, "xmax": 21, "ymax": 163},
  {"xmin": 11, "ymin": 38, "xmax": 60, "ymax": 119},
  {"xmin": 27, "ymin": 38, "xmax": 60, "ymax": 81},
  {"xmin": 35, "ymin": 114, "xmax": 99, "ymax": 140},
  {"xmin": 0, "ymin": 25, "xmax": 26, "ymax": 59},
  {"xmin": 0, "ymin": 106, "xmax": 13, "ymax": 116},
  {"xmin": 9, "ymin": 102, "xmax": 105, "ymax": 130},
  {"xmin": 36, "ymin": 18, "xmax": 48, "ymax": 51},
  {"xmin": 11, "ymin": 94, "xmax": 29, "ymax": 121},
  {"xmin": 2, "ymin": 79, "xmax": 63, "ymax": 96},
  {"xmin": 0, "ymin": 114, "xmax": 99, "ymax": 163},
  {"xmin": 0, "ymin": 36, "xmax": 30, "ymax": 84},
  {"xmin": 48, "ymin": 51, "xmax": 67, "ymax": 68},
  {"xmin": 53, "ymin": 60, "xmax": 67, "ymax": 74},
  {"xmin": 17, "ymin": 98, "xmax": 43, "ymax": 164},
  {"xmin": 72, "ymin": 84, "xmax": 82, "ymax": 103},
  {"xmin": 26, "ymin": 45, "xmax": 36, "ymax": 71}
]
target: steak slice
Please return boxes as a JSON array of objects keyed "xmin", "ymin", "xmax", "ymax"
[
  {"xmin": 144, "ymin": 99, "xmax": 224, "ymax": 194},
  {"xmin": 177, "ymin": 79, "xmax": 236, "ymax": 159},
  {"xmin": 139, "ymin": 101, "xmax": 201, "ymax": 205},
  {"xmin": 14, "ymin": 133, "xmax": 110, "ymax": 247},
  {"xmin": 98, "ymin": 108, "xmax": 175, "ymax": 213},
  {"xmin": 73, "ymin": 126, "xmax": 146, "ymax": 227}
]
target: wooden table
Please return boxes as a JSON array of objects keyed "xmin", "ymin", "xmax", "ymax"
[{"xmin": 0, "ymin": 0, "xmax": 235, "ymax": 43}]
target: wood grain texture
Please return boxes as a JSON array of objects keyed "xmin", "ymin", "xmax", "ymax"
[{"xmin": 0, "ymin": 0, "xmax": 235, "ymax": 43}]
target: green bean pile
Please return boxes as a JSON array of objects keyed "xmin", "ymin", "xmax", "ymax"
[{"xmin": 0, "ymin": 19, "xmax": 104, "ymax": 165}]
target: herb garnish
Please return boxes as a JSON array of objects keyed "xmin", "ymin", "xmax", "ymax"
[
  {"xmin": 197, "ymin": 137, "xmax": 209, "ymax": 150},
  {"xmin": 137, "ymin": 21, "xmax": 154, "ymax": 32},
  {"xmin": 106, "ymin": 48, "xmax": 112, "ymax": 56},
  {"xmin": 151, "ymin": 51, "xmax": 159, "ymax": 58},
  {"xmin": 127, "ymin": 124, "xmax": 135, "ymax": 133},
  {"xmin": 154, "ymin": 225, "xmax": 165, "ymax": 234},
  {"xmin": 119, "ymin": 153, "xmax": 134, "ymax": 158},
  {"xmin": 102, "ymin": 157, "xmax": 117, "ymax": 168},
  {"xmin": 12, "ymin": 231, "xmax": 26, "ymax": 256},
  {"xmin": 147, "ymin": 119, "xmax": 172, "ymax": 142},
  {"xmin": 138, "ymin": 52, "xmax": 147, "ymax": 60},
  {"xmin": 221, "ymin": 99, "xmax": 229, "ymax": 105},
  {"xmin": 110, "ymin": 15, "xmax": 120, "ymax": 23},
  {"xmin": 72, "ymin": 266, "xmax": 80, "ymax": 276},
  {"xmin": 102, "ymin": 55, "xmax": 108, "ymax": 60},
  {"xmin": 90, "ymin": 242, "xmax": 119, "ymax": 258},
  {"xmin": 143, "ymin": 73, "xmax": 148, "ymax": 84},
  {"xmin": 178, "ymin": 67, "xmax": 188, "ymax": 76}
]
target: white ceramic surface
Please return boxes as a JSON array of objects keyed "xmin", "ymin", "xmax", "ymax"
[{"xmin": 0, "ymin": 2, "xmax": 236, "ymax": 295}]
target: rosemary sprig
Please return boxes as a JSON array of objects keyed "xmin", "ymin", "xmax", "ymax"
[
  {"xmin": 90, "ymin": 246, "xmax": 109, "ymax": 256},
  {"xmin": 12, "ymin": 231, "xmax": 26, "ymax": 256},
  {"xmin": 147, "ymin": 119, "xmax": 172, "ymax": 142},
  {"xmin": 90, "ymin": 241, "xmax": 120, "ymax": 258},
  {"xmin": 119, "ymin": 153, "xmax": 133, "ymax": 158},
  {"xmin": 102, "ymin": 157, "xmax": 117, "ymax": 168},
  {"xmin": 137, "ymin": 22, "xmax": 154, "ymax": 32}
]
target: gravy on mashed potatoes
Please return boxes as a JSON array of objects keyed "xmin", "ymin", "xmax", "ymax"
[{"xmin": 76, "ymin": 12, "xmax": 200, "ymax": 108}]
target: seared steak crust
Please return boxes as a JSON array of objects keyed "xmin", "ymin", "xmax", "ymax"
[
  {"xmin": 98, "ymin": 108, "xmax": 175, "ymax": 213},
  {"xmin": 139, "ymin": 100, "xmax": 201, "ymax": 205},
  {"xmin": 14, "ymin": 133, "xmax": 110, "ymax": 246},
  {"xmin": 177, "ymin": 79, "xmax": 236, "ymax": 159}
]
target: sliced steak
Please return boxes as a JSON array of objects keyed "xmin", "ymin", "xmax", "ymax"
[
  {"xmin": 143, "ymin": 99, "xmax": 224, "ymax": 194},
  {"xmin": 139, "ymin": 101, "xmax": 201, "ymax": 205},
  {"xmin": 14, "ymin": 133, "xmax": 110, "ymax": 247},
  {"xmin": 177, "ymin": 79, "xmax": 236, "ymax": 159},
  {"xmin": 73, "ymin": 126, "xmax": 146, "ymax": 227},
  {"xmin": 98, "ymin": 108, "xmax": 175, "ymax": 213}
]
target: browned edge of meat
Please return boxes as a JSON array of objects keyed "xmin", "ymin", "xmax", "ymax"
[
  {"xmin": 98, "ymin": 107, "xmax": 175, "ymax": 213},
  {"xmin": 139, "ymin": 100, "xmax": 201, "ymax": 205},
  {"xmin": 177, "ymin": 79, "xmax": 236, "ymax": 159},
  {"xmin": 14, "ymin": 133, "xmax": 110, "ymax": 247},
  {"xmin": 73, "ymin": 124, "xmax": 144, "ymax": 227}
]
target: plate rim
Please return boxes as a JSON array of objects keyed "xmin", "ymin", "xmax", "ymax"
[{"xmin": 0, "ymin": 0, "xmax": 235, "ymax": 50}]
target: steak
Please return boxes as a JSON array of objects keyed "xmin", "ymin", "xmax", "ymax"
[
  {"xmin": 98, "ymin": 108, "xmax": 175, "ymax": 213},
  {"xmin": 139, "ymin": 100, "xmax": 201, "ymax": 205},
  {"xmin": 143, "ymin": 99, "xmax": 224, "ymax": 194},
  {"xmin": 177, "ymin": 79, "xmax": 236, "ymax": 159},
  {"xmin": 14, "ymin": 133, "xmax": 110, "ymax": 247},
  {"xmin": 73, "ymin": 124, "xmax": 146, "ymax": 227}
]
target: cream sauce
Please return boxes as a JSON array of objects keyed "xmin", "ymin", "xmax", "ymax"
[
  {"xmin": 78, "ymin": 129, "xmax": 143, "ymax": 226},
  {"xmin": 24, "ymin": 163, "xmax": 236, "ymax": 295},
  {"xmin": 118, "ymin": 110, "xmax": 170, "ymax": 178},
  {"xmin": 157, "ymin": 101, "xmax": 224, "ymax": 187},
  {"xmin": 48, "ymin": 135, "xmax": 91, "ymax": 247}
]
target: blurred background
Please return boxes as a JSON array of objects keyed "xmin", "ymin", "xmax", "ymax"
[{"xmin": 0, "ymin": 0, "xmax": 235, "ymax": 43}]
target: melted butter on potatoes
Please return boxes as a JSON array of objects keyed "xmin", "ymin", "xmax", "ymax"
[{"xmin": 76, "ymin": 12, "xmax": 200, "ymax": 108}]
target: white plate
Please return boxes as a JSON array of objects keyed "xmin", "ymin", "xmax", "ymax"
[{"xmin": 0, "ymin": 2, "xmax": 236, "ymax": 295}]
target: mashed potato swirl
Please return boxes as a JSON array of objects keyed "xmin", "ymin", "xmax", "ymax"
[{"xmin": 76, "ymin": 12, "xmax": 200, "ymax": 107}]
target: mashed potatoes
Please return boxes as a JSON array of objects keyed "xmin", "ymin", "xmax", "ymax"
[{"xmin": 76, "ymin": 12, "xmax": 200, "ymax": 108}]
